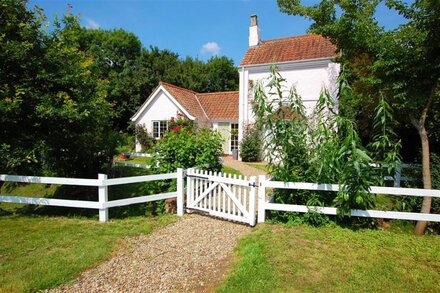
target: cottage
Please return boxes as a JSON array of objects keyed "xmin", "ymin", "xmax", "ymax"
[
  {"xmin": 132, "ymin": 14, "xmax": 339, "ymax": 158},
  {"xmin": 238, "ymin": 15, "xmax": 339, "ymax": 144},
  {"xmin": 131, "ymin": 82, "xmax": 239, "ymax": 154}
]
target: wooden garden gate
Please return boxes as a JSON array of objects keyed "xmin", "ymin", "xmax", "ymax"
[{"xmin": 186, "ymin": 168, "xmax": 257, "ymax": 226}]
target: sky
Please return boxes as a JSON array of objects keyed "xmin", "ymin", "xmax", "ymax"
[{"xmin": 29, "ymin": 0, "xmax": 408, "ymax": 66}]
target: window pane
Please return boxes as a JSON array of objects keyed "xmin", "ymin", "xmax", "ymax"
[{"xmin": 153, "ymin": 122, "xmax": 159, "ymax": 138}]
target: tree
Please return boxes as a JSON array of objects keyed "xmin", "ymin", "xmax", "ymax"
[
  {"xmin": 278, "ymin": 0, "xmax": 440, "ymax": 234},
  {"xmin": 0, "ymin": 0, "xmax": 117, "ymax": 178},
  {"xmin": 75, "ymin": 28, "xmax": 144, "ymax": 130},
  {"xmin": 204, "ymin": 56, "xmax": 239, "ymax": 92}
]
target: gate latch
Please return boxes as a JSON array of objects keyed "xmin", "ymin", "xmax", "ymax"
[{"xmin": 249, "ymin": 182, "xmax": 257, "ymax": 187}]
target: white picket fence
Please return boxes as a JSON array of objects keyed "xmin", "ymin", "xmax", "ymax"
[
  {"xmin": 0, "ymin": 169, "xmax": 184, "ymax": 222},
  {"xmin": 186, "ymin": 168, "xmax": 257, "ymax": 226},
  {"xmin": 257, "ymin": 175, "xmax": 440, "ymax": 223}
]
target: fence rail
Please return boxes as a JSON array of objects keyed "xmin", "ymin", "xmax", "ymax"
[
  {"xmin": 121, "ymin": 152, "xmax": 152, "ymax": 157},
  {"xmin": 113, "ymin": 162, "xmax": 151, "ymax": 169},
  {"xmin": 258, "ymin": 175, "xmax": 440, "ymax": 223},
  {"xmin": 0, "ymin": 169, "xmax": 184, "ymax": 222}
]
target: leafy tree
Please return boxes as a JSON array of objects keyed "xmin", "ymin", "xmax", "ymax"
[
  {"xmin": 204, "ymin": 56, "xmax": 239, "ymax": 92},
  {"xmin": 74, "ymin": 28, "xmax": 144, "ymax": 130},
  {"xmin": 0, "ymin": 0, "xmax": 117, "ymax": 177},
  {"xmin": 278, "ymin": 0, "xmax": 440, "ymax": 234}
]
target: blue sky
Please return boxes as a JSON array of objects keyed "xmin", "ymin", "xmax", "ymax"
[{"xmin": 30, "ymin": 0, "xmax": 408, "ymax": 66}]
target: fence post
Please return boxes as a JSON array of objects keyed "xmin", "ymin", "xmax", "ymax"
[
  {"xmin": 98, "ymin": 173, "xmax": 108, "ymax": 222},
  {"xmin": 186, "ymin": 168, "xmax": 192, "ymax": 213},
  {"xmin": 177, "ymin": 168, "xmax": 184, "ymax": 216},
  {"xmin": 394, "ymin": 163, "xmax": 402, "ymax": 187},
  {"xmin": 258, "ymin": 175, "xmax": 266, "ymax": 223},
  {"xmin": 249, "ymin": 176, "xmax": 257, "ymax": 226}
]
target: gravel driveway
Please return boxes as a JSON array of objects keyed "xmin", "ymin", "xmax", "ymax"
[{"xmin": 49, "ymin": 214, "xmax": 251, "ymax": 293}]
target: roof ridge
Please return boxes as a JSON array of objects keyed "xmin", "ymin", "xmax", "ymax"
[
  {"xmin": 159, "ymin": 81, "xmax": 198, "ymax": 94},
  {"xmin": 262, "ymin": 33, "xmax": 323, "ymax": 44},
  {"xmin": 198, "ymin": 91, "xmax": 239, "ymax": 95}
]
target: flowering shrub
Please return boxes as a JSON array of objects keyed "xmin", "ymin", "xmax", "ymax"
[{"xmin": 153, "ymin": 126, "xmax": 223, "ymax": 173}]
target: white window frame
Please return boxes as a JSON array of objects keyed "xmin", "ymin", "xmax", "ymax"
[
  {"xmin": 230, "ymin": 123, "xmax": 239, "ymax": 153},
  {"xmin": 152, "ymin": 120, "xmax": 168, "ymax": 139}
]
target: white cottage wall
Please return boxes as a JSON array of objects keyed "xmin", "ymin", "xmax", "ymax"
[
  {"xmin": 238, "ymin": 59, "xmax": 340, "ymax": 145},
  {"xmin": 135, "ymin": 89, "xmax": 186, "ymax": 152}
]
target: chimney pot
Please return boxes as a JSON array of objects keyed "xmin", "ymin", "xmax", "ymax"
[
  {"xmin": 249, "ymin": 14, "xmax": 261, "ymax": 47},
  {"xmin": 250, "ymin": 14, "xmax": 258, "ymax": 26}
]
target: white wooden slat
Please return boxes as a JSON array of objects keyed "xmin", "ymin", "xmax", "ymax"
[
  {"xmin": 191, "ymin": 182, "xmax": 219, "ymax": 207},
  {"xmin": 264, "ymin": 202, "xmax": 440, "ymax": 222},
  {"xmin": 105, "ymin": 173, "xmax": 177, "ymax": 186},
  {"xmin": 104, "ymin": 192, "xmax": 177, "ymax": 208},
  {"xmin": 195, "ymin": 169, "xmax": 200, "ymax": 208},
  {"xmin": 204, "ymin": 170, "xmax": 208, "ymax": 210},
  {"xmin": 263, "ymin": 180, "xmax": 440, "ymax": 198},
  {"xmin": 233, "ymin": 174, "xmax": 237, "ymax": 216},
  {"xmin": 0, "ymin": 174, "xmax": 99, "ymax": 186},
  {"xmin": 219, "ymin": 182, "xmax": 249, "ymax": 218},
  {"xmin": 227, "ymin": 173, "xmax": 231, "ymax": 216},
  {"xmin": 188, "ymin": 173, "xmax": 250, "ymax": 187},
  {"xmin": 222, "ymin": 173, "xmax": 226, "ymax": 213},
  {"xmin": 249, "ymin": 176, "xmax": 257, "ymax": 226},
  {"xmin": 244, "ymin": 176, "xmax": 248, "ymax": 214},
  {"xmin": 0, "ymin": 195, "xmax": 101, "ymax": 209}
]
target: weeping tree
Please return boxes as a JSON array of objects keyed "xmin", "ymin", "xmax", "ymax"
[{"xmin": 278, "ymin": 0, "xmax": 440, "ymax": 235}]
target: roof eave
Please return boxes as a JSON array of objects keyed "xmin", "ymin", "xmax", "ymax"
[{"xmin": 239, "ymin": 56, "xmax": 337, "ymax": 69}]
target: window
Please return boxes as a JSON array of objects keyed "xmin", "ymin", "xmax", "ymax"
[
  {"xmin": 152, "ymin": 121, "xmax": 168, "ymax": 139},
  {"xmin": 230, "ymin": 123, "xmax": 239, "ymax": 152}
]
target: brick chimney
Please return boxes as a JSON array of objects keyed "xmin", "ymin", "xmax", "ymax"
[{"xmin": 249, "ymin": 14, "xmax": 261, "ymax": 47}]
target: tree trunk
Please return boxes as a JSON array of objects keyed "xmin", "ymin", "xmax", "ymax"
[
  {"xmin": 412, "ymin": 86, "xmax": 436, "ymax": 235},
  {"xmin": 413, "ymin": 124, "xmax": 432, "ymax": 235}
]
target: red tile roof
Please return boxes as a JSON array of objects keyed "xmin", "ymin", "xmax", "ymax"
[
  {"xmin": 160, "ymin": 82, "xmax": 238, "ymax": 121},
  {"xmin": 160, "ymin": 82, "xmax": 207, "ymax": 121},
  {"xmin": 197, "ymin": 91, "xmax": 239, "ymax": 120},
  {"xmin": 240, "ymin": 34, "xmax": 337, "ymax": 66}
]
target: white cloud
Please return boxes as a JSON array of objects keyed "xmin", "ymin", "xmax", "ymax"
[
  {"xmin": 201, "ymin": 42, "xmax": 221, "ymax": 55},
  {"xmin": 85, "ymin": 17, "xmax": 100, "ymax": 29}
]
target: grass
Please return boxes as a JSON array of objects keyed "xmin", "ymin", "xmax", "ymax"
[
  {"xmin": 222, "ymin": 166, "xmax": 243, "ymax": 176},
  {"xmin": 0, "ymin": 182, "xmax": 60, "ymax": 214},
  {"xmin": 123, "ymin": 156, "xmax": 152, "ymax": 165},
  {"xmin": 219, "ymin": 224, "xmax": 440, "ymax": 293},
  {"xmin": 245, "ymin": 162, "xmax": 268, "ymax": 173},
  {"xmin": 0, "ymin": 214, "xmax": 177, "ymax": 293}
]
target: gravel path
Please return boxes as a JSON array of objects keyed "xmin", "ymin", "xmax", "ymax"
[{"xmin": 50, "ymin": 215, "xmax": 250, "ymax": 293}]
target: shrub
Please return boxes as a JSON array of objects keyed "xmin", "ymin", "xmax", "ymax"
[
  {"xmin": 135, "ymin": 125, "xmax": 155, "ymax": 152},
  {"xmin": 240, "ymin": 124, "xmax": 263, "ymax": 162},
  {"xmin": 153, "ymin": 126, "xmax": 223, "ymax": 173}
]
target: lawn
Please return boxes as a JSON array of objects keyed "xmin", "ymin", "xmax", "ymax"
[
  {"xmin": 245, "ymin": 162, "xmax": 268, "ymax": 173},
  {"xmin": 222, "ymin": 166, "xmax": 243, "ymax": 176},
  {"xmin": 124, "ymin": 156, "xmax": 152, "ymax": 165},
  {"xmin": 219, "ymin": 224, "xmax": 440, "ymax": 293},
  {"xmin": 0, "ymin": 215, "xmax": 177, "ymax": 293}
]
